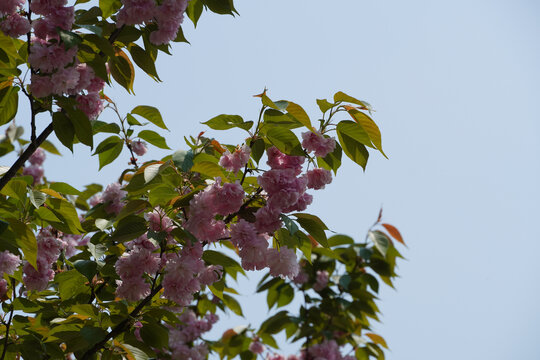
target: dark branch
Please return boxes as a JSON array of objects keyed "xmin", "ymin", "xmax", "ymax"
[
  {"xmin": 0, "ymin": 123, "xmax": 53, "ymax": 191},
  {"xmin": 79, "ymin": 284, "xmax": 163, "ymax": 360}
]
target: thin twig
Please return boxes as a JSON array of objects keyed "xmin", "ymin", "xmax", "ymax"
[{"xmin": 0, "ymin": 280, "xmax": 17, "ymax": 360}]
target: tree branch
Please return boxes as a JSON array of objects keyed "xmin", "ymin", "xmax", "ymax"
[
  {"xmin": 0, "ymin": 123, "xmax": 53, "ymax": 191},
  {"xmin": 0, "ymin": 280, "xmax": 17, "ymax": 360},
  {"xmin": 80, "ymin": 284, "xmax": 163, "ymax": 360}
]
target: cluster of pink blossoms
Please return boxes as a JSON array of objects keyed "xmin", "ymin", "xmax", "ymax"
[
  {"xmin": 301, "ymin": 131, "xmax": 336, "ymax": 158},
  {"xmin": 0, "ymin": 250, "xmax": 21, "ymax": 298},
  {"xmin": 90, "ymin": 183, "xmax": 127, "ymax": 215},
  {"xmin": 115, "ymin": 234, "xmax": 161, "ymax": 301},
  {"xmin": 144, "ymin": 206, "xmax": 176, "ymax": 242},
  {"xmin": 0, "ymin": 0, "xmax": 30, "ymax": 38},
  {"xmin": 165, "ymin": 310, "xmax": 218, "ymax": 359},
  {"xmin": 162, "ymin": 242, "xmax": 222, "ymax": 306},
  {"xmin": 117, "ymin": 0, "xmax": 190, "ymax": 45},
  {"xmin": 219, "ymin": 145, "xmax": 251, "ymax": 173},
  {"xmin": 23, "ymin": 227, "xmax": 63, "ymax": 291},
  {"xmin": 19, "ymin": 0, "xmax": 106, "ymax": 119},
  {"xmin": 230, "ymin": 219, "xmax": 299, "ymax": 279},
  {"xmin": 185, "ymin": 179, "xmax": 244, "ymax": 243},
  {"xmin": 22, "ymin": 147, "xmax": 45, "ymax": 184}
]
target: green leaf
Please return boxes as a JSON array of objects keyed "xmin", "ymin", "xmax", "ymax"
[
  {"xmin": 223, "ymin": 294, "xmax": 243, "ymax": 316},
  {"xmin": 203, "ymin": 250, "xmax": 245, "ymax": 280},
  {"xmin": 280, "ymin": 214, "xmax": 299, "ymax": 236},
  {"xmin": 140, "ymin": 322, "xmax": 169, "ymax": 349},
  {"xmin": 46, "ymin": 198, "xmax": 83, "ymax": 234},
  {"xmin": 126, "ymin": 113, "xmax": 142, "ymax": 126},
  {"xmin": 191, "ymin": 161, "xmax": 225, "ymax": 178},
  {"xmin": 259, "ymin": 311, "xmax": 289, "ymax": 335},
  {"xmin": 334, "ymin": 91, "xmax": 373, "ymax": 112},
  {"xmin": 316, "ymin": 98, "xmax": 335, "ymax": 113},
  {"xmin": 286, "ymin": 102, "xmax": 314, "ymax": 131},
  {"xmin": 250, "ymin": 138, "xmax": 265, "ymax": 163},
  {"xmin": 131, "ymin": 105, "xmax": 167, "ymax": 130},
  {"xmin": 129, "ymin": 45, "xmax": 161, "ymax": 81},
  {"xmin": 40, "ymin": 140, "xmax": 61, "ymax": 155},
  {"xmin": 94, "ymin": 136, "xmax": 123, "ymax": 169},
  {"xmin": 347, "ymin": 109, "xmax": 387, "ymax": 158},
  {"xmin": 172, "ymin": 149, "xmax": 194, "ymax": 172},
  {"xmin": 138, "ymin": 130, "xmax": 170, "ymax": 149},
  {"xmin": 58, "ymin": 29, "xmax": 82, "ymax": 49},
  {"xmin": 111, "ymin": 215, "xmax": 147, "ymax": 243},
  {"xmin": 99, "ymin": 0, "xmax": 122, "ymax": 18},
  {"xmin": 0, "ymin": 86, "xmax": 18, "ymax": 126},
  {"xmin": 73, "ymin": 260, "xmax": 98, "ymax": 281},
  {"xmin": 337, "ymin": 120, "xmax": 372, "ymax": 147},
  {"xmin": 92, "ymin": 121, "xmax": 121, "ymax": 135},
  {"xmin": 336, "ymin": 122, "xmax": 369, "ymax": 170},
  {"xmin": 263, "ymin": 109, "xmax": 302, "ymax": 129},
  {"xmin": 55, "ymin": 270, "xmax": 90, "ymax": 300},
  {"xmin": 80, "ymin": 326, "xmax": 107, "ymax": 347},
  {"xmin": 368, "ymin": 230, "xmax": 390, "ymax": 257},
  {"xmin": 110, "ymin": 50, "xmax": 135, "ymax": 94},
  {"xmin": 53, "ymin": 111, "xmax": 75, "ymax": 151},
  {"xmin": 1, "ymin": 178, "xmax": 27, "ymax": 201},
  {"xmin": 187, "ymin": 0, "xmax": 204, "ymax": 26},
  {"xmin": 204, "ymin": 0, "xmax": 237, "ymax": 15},
  {"xmin": 294, "ymin": 213, "xmax": 328, "ymax": 247},
  {"xmin": 29, "ymin": 190, "xmax": 46, "ymax": 208},
  {"xmin": 266, "ymin": 127, "xmax": 304, "ymax": 156},
  {"xmin": 76, "ymin": 24, "xmax": 103, "ymax": 36},
  {"xmin": 202, "ymin": 114, "xmax": 252, "ymax": 131},
  {"xmin": 328, "ymin": 234, "xmax": 354, "ymax": 247},
  {"xmin": 7, "ymin": 219, "xmax": 37, "ymax": 269},
  {"xmin": 50, "ymin": 182, "xmax": 82, "ymax": 195}
]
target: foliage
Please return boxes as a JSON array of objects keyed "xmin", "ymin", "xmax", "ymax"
[{"xmin": 0, "ymin": 1, "xmax": 404, "ymax": 359}]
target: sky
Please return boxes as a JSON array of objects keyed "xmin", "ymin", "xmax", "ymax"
[{"xmin": 6, "ymin": 0, "xmax": 540, "ymax": 359}]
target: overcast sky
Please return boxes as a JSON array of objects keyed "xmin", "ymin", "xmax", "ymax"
[{"xmin": 8, "ymin": 0, "xmax": 540, "ymax": 359}]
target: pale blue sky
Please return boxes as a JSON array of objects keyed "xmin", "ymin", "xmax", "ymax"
[{"xmin": 7, "ymin": 0, "xmax": 540, "ymax": 358}]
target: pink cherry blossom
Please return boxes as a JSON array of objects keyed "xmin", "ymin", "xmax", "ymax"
[
  {"xmin": 23, "ymin": 258, "xmax": 54, "ymax": 291},
  {"xmin": 29, "ymin": 74, "xmax": 52, "ymax": 98},
  {"xmin": 198, "ymin": 265, "xmax": 223, "ymax": 286},
  {"xmin": 219, "ymin": 145, "xmax": 251, "ymax": 173},
  {"xmin": 267, "ymin": 355, "xmax": 286, "ymax": 360},
  {"xmin": 301, "ymin": 131, "xmax": 336, "ymax": 157},
  {"xmin": 0, "ymin": 250, "xmax": 21, "ymax": 275},
  {"xmin": 23, "ymin": 165, "xmax": 44, "ymax": 184},
  {"xmin": 72, "ymin": 63, "xmax": 95, "ymax": 93},
  {"xmin": 28, "ymin": 148, "xmax": 46, "ymax": 166},
  {"xmin": 282, "ymin": 192, "xmax": 313, "ymax": 213},
  {"xmin": 87, "ymin": 75, "xmax": 105, "ymax": 93},
  {"xmin": 117, "ymin": 0, "xmax": 156, "ymax": 26},
  {"xmin": 230, "ymin": 219, "xmax": 258, "ymax": 249},
  {"xmin": 238, "ymin": 235, "xmax": 269, "ymax": 271},
  {"xmin": 0, "ymin": 13, "xmax": 31, "ymax": 38},
  {"xmin": 249, "ymin": 340, "xmax": 265, "ymax": 354},
  {"xmin": 213, "ymin": 182, "xmax": 244, "ymax": 216},
  {"xmin": 254, "ymin": 206, "xmax": 282, "ymax": 234},
  {"xmin": 101, "ymin": 182, "xmax": 127, "ymax": 214},
  {"xmin": 115, "ymin": 277, "xmax": 150, "ymax": 302},
  {"xmin": 0, "ymin": 0, "xmax": 25, "ymax": 15},
  {"xmin": 29, "ymin": 41, "xmax": 77, "ymax": 73},
  {"xmin": 305, "ymin": 168, "xmax": 333, "ymax": 190},
  {"xmin": 267, "ymin": 246, "xmax": 299, "ymax": 280},
  {"xmin": 145, "ymin": 207, "xmax": 174, "ymax": 232},
  {"xmin": 313, "ymin": 270, "xmax": 329, "ymax": 291},
  {"xmin": 131, "ymin": 140, "xmax": 147, "ymax": 156},
  {"xmin": 37, "ymin": 227, "xmax": 64, "ymax": 264},
  {"xmin": 266, "ymin": 146, "xmax": 304, "ymax": 175},
  {"xmin": 51, "ymin": 66, "xmax": 80, "ymax": 95},
  {"xmin": 76, "ymin": 92, "xmax": 104, "ymax": 120},
  {"xmin": 31, "ymin": 0, "xmax": 67, "ymax": 15},
  {"xmin": 292, "ymin": 269, "xmax": 308, "ymax": 285}
]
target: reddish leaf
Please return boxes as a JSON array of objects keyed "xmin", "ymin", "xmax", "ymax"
[{"xmin": 382, "ymin": 223, "xmax": 405, "ymax": 246}]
